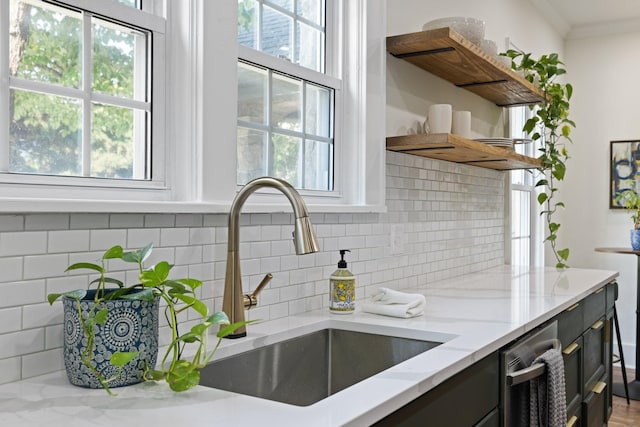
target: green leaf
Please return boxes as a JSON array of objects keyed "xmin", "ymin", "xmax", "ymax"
[
  {"xmin": 65, "ymin": 262, "xmax": 103, "ymax": 273},
  {"xmin": 138, "ymin": 243, "xmax": 153, "ymax": 264},
  {"xmin": 178, "ymin": 278, "xmax": 203, "ymax": 290},
  {"xmin": 89, "ymin": 277, "xmax": 124, "ymax": 288},
  {"xmin": 161, "ymin": 280, "xmax": 188, "ymax": 294},
  {"xmin": 140, "ymin": 261, "xmax": 172, "ymax": 286},
  {"xmin": 206, "ymin": 311, "xmax": 230, "ymax": 325},
  {"xmin": 165, "ymin": 360, "xmax": 201, "ymax": 392},
  {"xmin": 120, "ymin": 288, "xmax": 156, "ymax": 301},
  {"xmin": 111, "ymin": 351, "xmax": 139, "ymax": 367},
  {"xmin": 102, "ymin": 245, "xmax": 124, "ymax": 260},
  {"xmin": 190, "ymin": 322, "xmax": 212, "ymax": 336},
  {"xmin": 146, "ymin": 369, "xmax": 166, "ymax": 381},
  {"xmin": 557, "ymin": 248, "xmax": 570, "ymax": 260},
  {"xmin": 537, "ymin": 193, "xmax": 548, "ymax": 204},
  {"xmin": 94, "ymin": 308, "xmax": 109, "ymax": 325},
  {"xmin": 174, "ymin": 295, "xmax": 208, "ymax": 318},
  {"xmin": 47, "ymin": 293, "xmax": 62, "ymax": 305},
  {"xmin": 549, "ymin": 222, "xmax": 560, "ymax": 233},
  {"xmin": 48, "ymin": 289, "xmax": 87, "ymax": 305},
  {"xmin": 121, "ymin": 243, "xmax": 152, "ymax": 264},
  {"xmin": 178, "ymin": 332, "xmax": 200, "ymax": 344},
  {"xmin": 217, "ymin": 320, "xmax": 256, "ymax": 338}
]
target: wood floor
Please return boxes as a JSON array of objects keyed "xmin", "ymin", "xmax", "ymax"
[{"xmin": 609, "ymin": 367, "xmax": 640, "ymax": 426}]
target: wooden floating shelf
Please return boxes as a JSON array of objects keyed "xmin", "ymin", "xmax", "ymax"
[
  {"xmin": 386, "ymin": 134, "xmax": 541, "ymax": 170},
  {"xmin": 386, "ymin": 27, "xmax": 545, "ymax": 106}
]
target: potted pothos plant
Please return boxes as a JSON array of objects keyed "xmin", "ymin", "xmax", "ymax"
[
  {"xmin": 503, "ymin": 49, "xmax": 575, "ymax": 268},
  {"xmin": 614, "ymin": 190, "xmax": 640, "ymax": 250},
  {"xmin": 48, "ymin": 243, "xmax": 250, "ymax": 395}
]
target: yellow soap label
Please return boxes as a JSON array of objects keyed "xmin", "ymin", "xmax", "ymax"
[{"xmin": 330, "ymin": 278, "xmax": 355, "ymax": 313}]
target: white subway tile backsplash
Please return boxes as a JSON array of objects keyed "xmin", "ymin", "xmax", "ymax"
[
  {"xmin": 127, "ymin": 228, "xmax": 161, "ymax": 249},
  {"xmin": 190, "ymin": 227, "xmax": 215, "ymax": 245},
  {"xmin": 0, "ymin": 153, "xmax": 506, "ymax": 385},
  {"xmin": 0, "ymin": 357, "xmax": 21, "ymax": 384},
  {"xmin": 70, "ymin": 213, "xmax": 109, "ymax": 229},
  {"xmin": 0, "ymin": 231, "xmax": 47, "ymax": 257},
  {"xmin": 176, "ymin": 214, "xmax": 202, "ymax": 227},
  {"xmin": 0, "ymin": 280, "xmax": 46, "ymax": 308},
  {"xmin": 175, "ymin": 245, "xmax": 203, "ymax": 265},
  {"xmin": 89, "ymin": 229, "xmax": 128, "ymax": 251},
  {"xmin": 0, "ymin": 307, "xmax": 21, "ymax": 334},
  {"xmin": 0, "ymin": 328, "xmax": 45, "ymax": 359},
  {"xmin": 22, "ymin": 348, "xmax": 62, "ymax": 379},
  {"xmin": 23, "ymin": 303, "xmax": 58, "ymax": 329},
  {"xmin": 48, "ymin": 230, "xmax": 90, "ymax": 254},
  {"xmin": 45, "ymin": 324, "xmax": 63, "ymax": 350},
  {"xmin": 110, "ymin": 214, "xmax": 144, "ymax": 229},
  {"xmin": 23, "ymin": 254, "xmax": 70, "ymax": 280},
  {"xmin": 161, "ymin": 228, "xmax": 190, "ymax": 247},
  {"xmin": 25, "ymin": 214, "xmax": 69, "ymax": 231},
  {"xmin": 0, "ymin": 257, "xmax": 23, "ymax": 283},
  {"xmin": 146, "ymin": 214, "xmax": 177, "ymax": 228},
  {"xmin": 0, "ymin": 215, "xmax": 24, "ymax": 232}
]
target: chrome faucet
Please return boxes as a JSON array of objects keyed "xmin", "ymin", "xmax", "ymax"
[{"xmin": 222, "ymin": 177, "xmax": 319, "ymax": 338}]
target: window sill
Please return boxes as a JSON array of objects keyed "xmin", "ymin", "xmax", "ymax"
[{"xmin": 0, "ymin": 198, "xmax": 387, "ymax": 215}]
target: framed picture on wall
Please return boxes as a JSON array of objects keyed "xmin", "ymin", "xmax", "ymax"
[{"xmin": 611, "ymin": 139, "xmax": 640, "ymax": 208}]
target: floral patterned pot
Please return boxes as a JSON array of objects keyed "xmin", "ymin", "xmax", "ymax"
[
  {"xmin": 631, "ymin": 229, "xmax": 640, "ymax": 251},
  {"xmin": 62, "ymin": 290, "xmax": 159, "ymax": 388}
]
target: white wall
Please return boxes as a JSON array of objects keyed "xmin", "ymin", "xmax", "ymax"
[{"xmin": 562, "ymin": 31, "xmax": 640, "ymax": 366}]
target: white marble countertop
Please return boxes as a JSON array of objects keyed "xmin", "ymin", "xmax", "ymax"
[{"xmin": 0, "ymin": 265, "xmax": 618, "ymax": 427}]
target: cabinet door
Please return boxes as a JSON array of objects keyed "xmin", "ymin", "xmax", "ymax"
[
  {"xmin": 582, "ymin": 378, "xmax": 607, "ymax": 427},
  {"xmin": 583, "ymin": 316, "xmax": 606, "ymax": 395},
  {"xmin": 566, "ymin": 403, "xmax": 581, "ymax": 427},
  {"xmin": 557, "ymin": 302, "xmax": 583, "ymax": 348},
  {"xmin": 584, "ymin": 287, "xmax": 606, "ymax": 331},
  {"xmin": 562, "ymin": 337, "xmax": 583, "ymax": 412}
]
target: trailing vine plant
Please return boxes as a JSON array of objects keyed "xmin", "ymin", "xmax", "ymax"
[{"xmin": 503, "ymin": 50, "xmax": 575, "ymax": 268}]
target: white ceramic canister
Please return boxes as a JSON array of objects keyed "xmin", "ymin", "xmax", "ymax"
[
  {"xmin": 452, "ymin": 110, "xmax": 472, "ymax": 138},
  {"xmin": 425, "ymin": 104, "xmax": 452, "ymax": 134}
]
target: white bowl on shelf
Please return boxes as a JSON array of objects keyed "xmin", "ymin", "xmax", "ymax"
[
  {"xmin": 480, "ymin": 39, "xmax": 497, "ymax": 57},
  {"xmin": 422, "ymin": 17, "xmax": 485, "ymax": 45}
]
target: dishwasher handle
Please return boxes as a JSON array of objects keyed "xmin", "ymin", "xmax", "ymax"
[{"xmin": 506, "ymin": 338, "xmax": 561, "ymax": 387}]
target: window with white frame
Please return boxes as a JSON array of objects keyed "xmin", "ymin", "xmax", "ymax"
[
  {"xmin": 1, "ymin": 0, "xmax": 165, "ymax": 194},
  {"xmin": 509, "ymin": 106, "xmax": 542, "ymax": 266},
  {"xmin": 236, "ymin": 0, "xmax": 336, "ymax": 192}
]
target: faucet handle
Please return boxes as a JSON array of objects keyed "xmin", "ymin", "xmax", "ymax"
[{"xmin": 244, "ymin": 273, "xmax": 273, "ymax": 309}]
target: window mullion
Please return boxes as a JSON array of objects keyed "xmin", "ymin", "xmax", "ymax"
[
  {"xmin": 82, "ymin": 12, "xmax": 92, "ymax": 177},
  {"xmin": 0, "ymin": 0, "xmax": 9, "ymax": 172},
  {"xmin": 300, "ymin": 81, "xmax": 306, "ymax": 188},
  {"xmin": 266, "ymin": 67, "xmax": 273, "ymax": 177}
]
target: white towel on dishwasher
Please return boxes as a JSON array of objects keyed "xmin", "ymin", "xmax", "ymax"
[{"xmin": 362, "ymin": 287, "xmax": 426, "ymax": 318}]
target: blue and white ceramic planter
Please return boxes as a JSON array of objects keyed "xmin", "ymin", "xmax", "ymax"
[
  {"xmin": 62, "ymin": 290, "xmax": 159, "ymax": 389},
  {"xmin": 631, "ymin": 229, "xmax": 640, "ymax": 251}
]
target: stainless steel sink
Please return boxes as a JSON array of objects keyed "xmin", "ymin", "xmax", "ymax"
[{"xmin": 199, "ymin": 327, "xmax": 443, "ymax": 406}]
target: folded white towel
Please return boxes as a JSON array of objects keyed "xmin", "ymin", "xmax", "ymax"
[{"xmin": 362, "ymin": 287, "xmax": 426, "ymax": 318}]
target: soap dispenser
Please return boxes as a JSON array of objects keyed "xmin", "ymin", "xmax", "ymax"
[{"xmin": 329, "ymin": 249, "xmax": 355, "ymax": 314}]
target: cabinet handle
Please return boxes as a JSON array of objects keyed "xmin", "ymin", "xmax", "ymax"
[
  {"xmin": 591, "ymin": 320, "xmax": 604, "ymax": 330},
  {"xmin": 562, "ymin": 342, "xmax": 579, "ymax": 355},
  {"xmin": 566, "ymin": 415, "xmax": 578, "ymax": 427},
  {"xmin": 565, "ymin": 303, "xmax": 579, "ymax": 312},
  {"xmin": 592, "ymin": 381, "xmax": 607, "ymax": 394}
]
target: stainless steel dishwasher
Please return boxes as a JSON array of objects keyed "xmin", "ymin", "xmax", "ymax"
[{"xmin": 501, "ymin": 321, "xmax": 562, "ymax": 427}]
